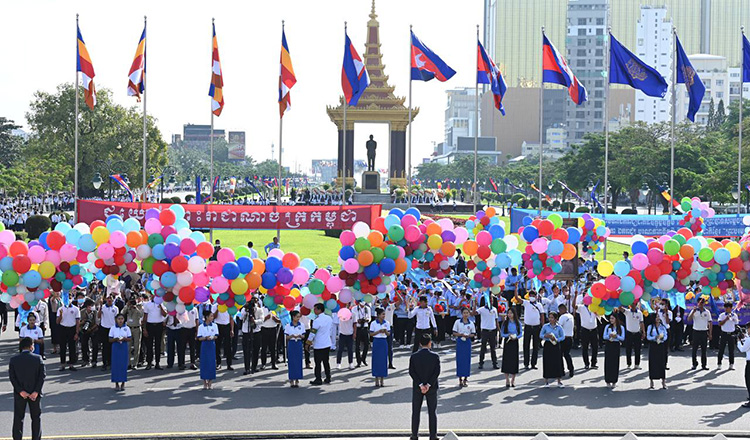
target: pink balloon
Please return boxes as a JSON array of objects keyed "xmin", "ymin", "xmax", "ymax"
[
  {"xmin": 344, "ymin": 259, "xmax": 359, "ymax": 274},
  {"xmin": 206, "ymin": 261, "xmax": 223, "ymax": 278},
  {"xmin": 604, "ymin": 275, "xmax": 620, "ymax": 291},
  {"xmin": 476, "ymin": 231, "xmax": 492, "ymax": 246},
  {"xmin": 340, "ymin": 230, "xmax": 356, "ymax": 246},
  {"xmin": 180, "ymin": 238, "xmax": 197, "ymax": 255},
  {"xmin": 97, "ymin": 243, "xmax": 114, "ymax": 260},
  {"xmin": 631, "ymin": 253, "xmax": 648, "ymax": 271},
  {"xmin": 303, "ymin": 293, "xmax": 318, "ymax": 308},
  {"xmin": 144, "ymin": 218, "xmax": 162, "ymax": 235},
  {"xmin": 404, "ymin": 225, "xmax": 421, "ymax": 242},
  {"xmin": 45, "ymin": 250, "xmax": 61, "ymax": 266},
  {"xmin": 401, "ymin": 214, "xmax": 418, "ymax": 228},
  {"xmin": 583, "ymin": 295, "xmax": 593, "ymax": 306},
  {"xmin": 337, "ymin": 308, "xmax": 353, "ymax": 321},
  {"xmin": 531, "ymin": 238, "xmax": 548, "ymax": 254},
  {"xmin": 339, "ymin": 288, "xmax": 352, "ymax": 303},
  {"xmin": 216, "ymin": 248, "xmax": 235, "ymax": 265},
  {"xmin": 28, "ymin": 246, "xmax": 46, "ymax": 264},
  {"xmin": 193, "ymin": 271, "xmax": 209, "ymax": 287},
  {"xmin": 210, "ymin": 276, "xmax": 229, "ymax": 293},
  {"xmin": 647, "ymin": 248, "xmax": 664, "ymax": 265},
  {"xmin": 314, "ymin": 268, "xmax": 331, "ymax": 282},
  {"xmin": 0, "ymin": 230, "xmax": 15, "ymax": 246},
  {"xmin": 292, "ymin": 267, "xmax": 310, "ymax": 284},
  {"xmin": 0, "ymin": 244, "xmax": 7, "ymax": 260},
  {"xmin": 325, "ymin": 276, "xmax": 343, "ymax": 293},
  {"xmin": 438, "ymin": 218, "xmax": 454, "ymax": 231},
  {"xmin": 453, "ymin": 227, "xmax": 469, "ymax": 245},
  {"xmin": 60, "ymin": 244, "xmax": 77, "ymax": 261},
  {"xmin": 632, "ymin": 285, "xmax": 643, "ymax": 299},
  {"xmin": 269, "ymin": 248, "xmax": 284, "ymax": 259},
  {"xmin": 109, "ymin": 231, "xmax": 127, "ymax": 248}
]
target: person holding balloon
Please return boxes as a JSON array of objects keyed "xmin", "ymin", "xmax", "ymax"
[
  {"xmin": 603, "ymin": 314, "xmax": 625, "ymax": 389},
  {"xmin": 108, "ymin": 313, "xmax": 131, "ymax": 391},
  {"xmin": 540, "ymin": 312, "xmax": 565, "ymax": 388},
  {"xmin": 197, "ymin": 310, "xmax": 218, "ymax": 390},
  {"xmin": 453, "ymin": 307, "xmax": 476, "ymax": 387},
  {"xmin": 646, "ymin": 315, "xmax": 669, "ymax": 390},
  {"xmin": 369, "ymin": 307, "xmax": 391, "ymax": 387},
  {"xmin": 284, "ymin": 310, "xmax": 305, "ymax": 388}
]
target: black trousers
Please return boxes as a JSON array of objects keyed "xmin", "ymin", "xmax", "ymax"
[
  {"xmin": 411, "ymin": 387, "xmax": 437, "ymax": 440},
  {"xmin": 261, "ymin": 327, "xmax": 277, "ymax": 367},
  {"xmin": 79, "ymin": 330, "xmax": 93, "ymax": 363},
  {"xmin": 251, "ymin": 332, "xmax": 262, "ymax": 370},
  {"xmin": 355, "ymin": 327, "xmax": 370, "ymax": 364},
  {"xmin": 145, "ymin": 323, "xmax": 164, "ymax": 366},
  {"xmin": 13, "ymin": 393, "xmax": 41, "ymax": 440},
  {"xmin": 337, "ymin": 333, "xmax": 354, "ymax": 364},
  {"xmin": 670, "ymin": 321, "xmax": 684, "ymax": 350},
  {"xmin": 314, "ymin": 347, "xmax": 331, "ymax": 381},
  {"xmin": 178, "ymin": 327, "xmax": 196, "ymax": 366},
  {"xmin": 718, "ymin": 332, "xmax": 736, "ymax": 365},
  {"xmin": 692, "ymin": 330, "xmax": 708, "ymax": 367},
  {"xmin": 242, "ymin": 333, "xmax": 253, "ymax": 371},
  {"xmin": 523, "ymin": 324, "xmax": 541, "ymax": 368},
  {"xmin": 625, "ymin": 331, "xmax": 642, "ymax": 366},
  {"xmin": 59, "ymin": 325, "xmax": 77, "ymax": 365},
  {"xmin": 413, "ymin": 328, "xmax": 432, "ymax": 353},
  {"xmin": 745, "ymin": 360, "xmax": 750, "ymax": 401},
  {"xmin": 93, "ymin": 326, "xmax": 111, "ymax": 366},
  {"xmin": 394, "ymin": 317, "xmax": 409, "ymax": 345},
  {"xmin": 215, "ymin": 323, "xmax": 232, "ymax": 367},
  {"xmin": 580, "ymin": 327, "xmax": 599, "ymax": 367},
  {"xmin": 434, "ymin": 315, "xmax": 445, "ymax": 343},
  {"xmin": 479, "ymin": 329, "xmax": 498, "ymax": 365},
  {"xmin": 561, "ymin": 337, "xmax": 574, "ymax": 373}
]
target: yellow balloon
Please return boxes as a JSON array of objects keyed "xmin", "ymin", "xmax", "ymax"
[
  {"xmin": 427, "ymin": 234, "xmax": 443, "ymax": 250},
  {"xmin": 577, "ymin": 218, "xmax": 585, "ymax": 228},
  {"xmin": 231, "ymin": 278, "xmax": 248, "ymax": 295},
  {"xmin": 726, "ymin": 241, "xmax": 741, "ymax": 259},
  {"xmin": 597, "ymin": 260, "xmax": 614, "ymax": 277},
  {"xmin": 39, "ymin": 261, "xmax": 55, "ymax": 279},
  {"xmin": 92, "ymin": 226, "xmax": 110, "ymax": 245},
  {"xmin": 290, "ymin": 288, "xmax": 300, "ymax": 297},
  {"xmin": 258, "ymin": 285, "xmax": 268, "ymax": 294},
  {"xmin": 218, "ymin": 304, "xmax": 228, "ymax": 313},
  {"xmin": 591, "ymin": 297, "xmax": 602, "ymax": 306}
]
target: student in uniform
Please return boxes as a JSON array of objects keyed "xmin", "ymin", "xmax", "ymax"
[
  {"xmin": 514, "ymin": 288, "xmax": 544, "ymax": 370},
  {"xmin": 574, "ymin": 293, "xmax": 599, "ymax": 370},
  {"xmin": 369, "ymin": 308, "xmax": 391, "ymax": 387},
  {"xmin": 646, "ymin": 315, "xmax": 669, "ymax": 390},
  {"xmin": 623, "ymin": 304, "xmax": 645, "ymax": 369},
  {"xmin": 240, "ymin": 302, "xmax": 257, "ymax": 375},
  {"xmin": 165, "ymin": 313, "xmax": 182, "ymax": 369},
  {"xmin": 108, "ymin": 314, "xmax": 132, "ymax": 391},
  {"xmin": 197, "ymin": 310, "xmax": 218, "ymax": 390},
  {"xmin": 717, "ymin": 302, "xmax": 739, "ymax": 369},
  {"xmin": 475, "ymin": 294, "xmax": 499, "ymax": 370},
  {"xmin": 260, "ymin": 305, "xmax": 280, "ymax": 370},
  {"xmin": 284, "ymin": 310, "xmax": 305, "ymax": 388},
  {"xmin": 557, "ymin": 304, "xmax": 575, "ymax": 378},
  {"xmin": 353, "ymin": 301, "xmax": 371, "ymax": 367},
  {"xmin": 211, "ymin": 302, "xmax": 234, "ymax": 370},
  {"xmin": 452, "ymin": 307, "xmax": 476, "ymax": 388},
  {"xmin": 409, "ymin": 296, "xmax": 437, "ymax": 353},
  {"xmin": 142, "ymin": 296, "xmax": 166, "ymax": 370},
  {"xmin": 603, "ymin": 314, "xmax": 625, "ymax": 389},
  {"xmin": 20, "ymin": 313, "xmax": 44, "ymax": 356},
  {"xmin": 540, "ymin": 312, "xmax": 565, "ymax": 388},
  {"xmin": 500, "ymin": 308, "xmax": 523, "ymax": 387},
  {"xmin": 688, "ymin": 298, "xmax": 712, "ymax": 370},
  {"xmin": 336, "ymin": 306, "xmax": 356, "ymax": 370},
  {"xmin": 307, "ymin": 303, "xmax": 334, "ymax": 385},
  {"xmin": 56, "ymin": 299, "xmax": 80, "ymax": 371},
  {"xmin": 95, "ymin": 295, "xmax": 119, "ymax": 371},
  {"xmin": 179, "ymin": 307, "xmax": 199, "ymax": 370}
]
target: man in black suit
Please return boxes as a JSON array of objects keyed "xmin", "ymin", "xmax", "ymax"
[
  {"xmin": 9, "ymin": 337, "xmax": 46, "ymax": 440},
  {"xmin": 408, "ymin": 333, "xmax": 440, "ymax": 440}
]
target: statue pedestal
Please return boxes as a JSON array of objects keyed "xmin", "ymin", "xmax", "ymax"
[{"xmin": 361, "ymin": 171, "xmax": 381, "ymax": 194}]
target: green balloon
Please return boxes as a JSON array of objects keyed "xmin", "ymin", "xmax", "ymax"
[
  {"xmin": 490, "ymin": 238, "xmax": 507, "ymax": 254},
  {"xmin": 664, "ymin": 239, "xmax": 680, "ymax": 256},
  {"xmin": 388, "ymin": 225, "xmax": 405, "ymax": 242},
  {"xmin": 698, "ymin": 247, "xmax": 714, "ymax": 262},
  {"xmin": 235, "ymin": 245, "xmax": 251, "ymax": 258},
  {"xmin": 148, "ymin": 233, "xmax": 164, "ymax": 247},
  {"xmin": 619, "ymin": 291, "xmax": 635, "ymax": 307},
  {"xmin": 412, "ymin": 249, "xmax": 424, "ymax": 260},
  {"xmin": 371, "ymin": 247, "xmax": 385, "ymax": 263},
  {"xmin": 673, "ymin": 234, "xmax": 686, "ymax": 246},
  {"xmin": 2, "ymin": 270, "xmax": 19, "ymax": 287},
  {"xmin": 142, "ymin": 257, "xmax": 156, "ymax": 274},
  {"xmin": 548, "ymin": 213, "xmax": 563, "ymax": 229},
  {"xmin": 263, "ymin": 294, "xmax": 275, "ymax": 308},
  {"xmin": 384, "ymin": 244, "xmax": 400, "ymax": 260},
  {"xmin": 354, "ymin": 237, "xmax": 371, "ymax": 253},
  {"xmin": 309, "ymin": 278, "xmax": 325, "ymax": 295},
  {"xmin": 0, "ymin": 222, "xmax": 4, "ymax": 231}
]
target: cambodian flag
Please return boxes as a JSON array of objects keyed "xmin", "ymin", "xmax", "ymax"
[
  {"xmin": 342, "ymin": 30, "xmax": 370, "ymax": 106},
  {"xmin": 110, "ymin": 174, "xmax": 134, "ymax": 202},
  {"xmin": 542, "ymin": 34, "xmax": 587, "ymax": 105},
  {"xmin": 410, "ymin": 31, "xmax": 456, "ymax": 82},
  {"xmin": 477, "ymin": 40, "xmax": 507, "ymax": 115}
]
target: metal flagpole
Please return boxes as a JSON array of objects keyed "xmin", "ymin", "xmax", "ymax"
[
  {"xmin": 669, "ymin": 26, "xmax": 677, "ymax": 217},
  {"xmin": 343, "ymin": 22, "xmax": 348, "ymax": 200},
  {"xmin": 538, "ymin": 26, "xmax": 545, "ymax": 217},
  {"xmin": 603, "ymin": 27, "xmax": 611, "ymax": 260},
  {"xmin": 739, "ymin": 26, "xmax": 745, "ymax": 215},
  {"xmin": 74, "ymin": 14, "xmax": 80, "ymax": 223},
  {"xmin": 407, "ymin": 24, "xmax": 413, "ymax": 208},
  {"xmin": 209, "ymin": 19, "xmax": 215, "ymax": 243},
  {"xmin": 277, "ymin": 21, "xmax": 284, "ymax": 241},
  {"xmin": 473, "ymin": 24, "xmax": 479, "ymax": 214},
  {"xmin": 142, "ymin": 15, "xmax": 148, "ymax": 202}
]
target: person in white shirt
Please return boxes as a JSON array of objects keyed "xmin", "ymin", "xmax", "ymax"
[
  {"xmin": 95, "ymin": 295, "xmax": 119, "ymax": 371},
  {"xmin": 211, "ymin": 303, "xmax": 235, "ymax": 370},
  {"xmin": 737, "ymin": 328, "xmax": 750, "ymax": 408},
  {"xmin": 19, "ymin": 313, "xmax": 44, "ymax": 356},
  {"xmin": 142, "ymin": 296, "xmax": 166, "ymax": 370},
  {"xmin": 239, "ymin": 300, "xmax": 258, "ymax": 375},
  {"xmin": 408, "ymin": 296, "xmax": 437, "ymax": 353},
  {"xmin": 247, "ymin": 241, "xmax": 259, "ymax": 259},
  {"xmin": 179, "ymin": 307, "xmax": 199, "ymax": 370},
  {"xmin": 718, "ymin": 302, "xmax": 740, "ymax": 369},
  {"xmin": 475, "ymin": 295, "xmax": 499, "ymax": 369},
  {"xmin": 336, "ymin": 306, "xmax": 356, "ymax": 370},
  {"xmin": 165, "ymin": 313, "xmax": 183, "ymax": 369},
  {"xmin": 688, "ymin": 298, "xmax": 712, "ymax": 370},
  {"xmin": 369, "ymin": 308, "xmax": 391, "ymax": 386},
  {"xmin": 32, "ymin": 301, "xmax": 48, "ymax": 359},
  {"xmin": 108, "ymin": 314, "xmax": 132, "ymax": 391},
  {"xmin": 382, "ymin": 297, "xmax": 396, "ymax": 369},
  {"xmin": 197, "ymin": 311, "xmax": 219, "ymax": 390},
  {"xmin": 285, "ymin": 310, "xmax": 306, "ymax": 388},
  {"xmin": 260, "ymin": 305, "xmax": 281, "ymax": 370},
  {"xmin": 56, "ymin": 300, "xmax": 81, "ymax": 371},
  {"xmin": 573, "ymin": 292, "xmax": 600, "ymax": 369},
  {"xmin": 353, "ymin": 301, "xmax": 371, "ymax": 368},
  {"xmin": 514, "ymin": 288, "xmax": 545, "ymax": 370},
  {"xmin": 307, "ymin": 304, "xmax": 333, "ymax": 385},
  {"xmin": 623, "ymin": 304, "xmax": 645, "ymax": 369},
  {"xmin": 557, "ymin": 304, "xmax": 575, "ymax": 377},
  {"xmin": 453, "ymin": 307, "xmax": 476, "ymax": 387}
]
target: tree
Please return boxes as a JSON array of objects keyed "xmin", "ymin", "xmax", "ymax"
[
  {"xmin": 716, "ymin": 99, "xmax": 726, "ymax": 127},
  {"xmin": 707, "ymin": 98, "xmax": 716, "ymax": 131},
  {"xmin": 0, "ymin": 117, "xmax": 22, "ymax": 168}
]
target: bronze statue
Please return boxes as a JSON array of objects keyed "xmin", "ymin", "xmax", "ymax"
[{"xmin": 366, "ymin": 134, "xmax": 377, "ymax": 172}]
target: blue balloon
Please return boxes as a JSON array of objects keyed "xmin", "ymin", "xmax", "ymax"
[
  {"xmin": 237, "ymin": 256, "xmax": 253, "ymax": 274},
  {"xmin": 714, "ymin": 248, "xmax": 730, "ymax": 265},
  {"xmin": 165, "ymin": 234, "xmax": 181, "ymax": 245},
  {"xmin": 489, "ymin": 224, "xmax": 505, "ymax": 239},
  {"xmin": 160, "ymin": 271, "xmax": 177, "ymax": 288},
  {"xmin": 404, "ymin": 207, "xmax": 421, "ymax": 221},
  {"xmin": 65, "ymin": 229, "xmax": 82, "ymax": 246},
  {"xmin": 566, "ymin": 227, "xmax": 581, "ymax": 244},
  {"xmin": 261, "ymin": 272, "xmax": 277, "ymax": 289},
  {"xmin": 189, "ymin": 231, "xmax": 206, "ymax": 244},
  {"xmin": 613, "ymin": 260, "xmax": 631, "ymax": 277},
  {"xmin": 38, "ymin": 232, "xmax": 49, "ymax": 250},
  {"xmin": 0, "ymin": 257, "xmax": 13, "ymax": 272},
  {"xmin": 522, "ymin": 226, "xmax": 539, "ymax": 242},
  {"xmin": 522, "ymin": 216, "xmax": 533, "ymax": 226},
  {"xmin": 620, "ymin": 276, "xmax": 636, "ymax": 292},
  {"xmin": 78, "ymin": 235, "xmax": 97, "ymax": 253},
  {"xmin": 339, "ymin": 246, "xmax": 356, "ymax": 260},
  {"xmin": 495, "ymin": 253, "xmax": 511, "ymax": 269},
  {"xmin": 631, "ymin": 240, "xmax": 648, "ymax": 255},
  {"xmin": 379, "ymin": 258, "xmax": 396, "ymax": 275},
  {"xmin": 364, "ymin": 263, "xmax": 381, "ymax": 280},
  {"xmin": 152, "ymin": 244, "xmax": 166, "ymax": 261},
  {"xmin": 222, "ymin": 262, "xmax": 240, "ymax": 280},
  {"xmin": 388, "ymin": 208, "xmax": 405, "ymax": 219},
  {"xmin": 383, "ymin": 214, "xmax": 401, "ymax": 230},
  {"xmin": 106, "ymin": 218, "xmax": 124, "ymax": 232},
  {"xmin": 300, "ymin": 258, "xmax": 317, "ymax": 273},
  {"xmin": 547, "ymin": 239, "xmax": 564, "ymax": 256},
  {"xmin": 22, "ymin": 271, "xmax": 42, "ymax": 289},
  {"xmin": 54, "ymin": 222, "xmax": 72, "ymax": 233},
  {"xmin": 123, "ymin": 218, "xmax": 141, "ymax": 233},
  {"xmin": 265, "ymin": 256, "xmax": 282, "ymax": 274},
  {"xmin": 105, "ymin": 214, "xmax": 123, "ymax": 224}
]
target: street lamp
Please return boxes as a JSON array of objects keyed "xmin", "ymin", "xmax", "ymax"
[
  {"xmin": 150, "ymin": 165, "xmax": 177, "ymax": 202},
  {"xmin": 93, "ymin": 159, "xmax": 130, "ymax": 201},
  {"xmin": 732, "ymin": 183, "xmax": 739, "ymax": 201},
  {"xmin": 92, "ymin": 173, "xmax": 103, "ymax": 190},
  {"xmin": 640, "ymin": 182, "xmax": 650, "ymax": 214}
]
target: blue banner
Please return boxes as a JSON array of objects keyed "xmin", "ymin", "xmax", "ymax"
[{"xmin": 509, "ymin": 208, "xmax": 747, "ymax": 237}]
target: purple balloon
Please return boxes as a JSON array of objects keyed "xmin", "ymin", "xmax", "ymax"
[
  {"xmin": 145, "ymin": 208, "xmax": 160, "ymax": 220},
  {"xmin": 441, "ymin": 230, "xmax": 456, "ymax": 243},
  {"xmin": 164, "ymin": 242, "xmax": 180, "ymax": 259},
  {"xmin": 195, "ymin": 287, "xmax": 210, "ymax": 303},
  {"xmin": 276, "ymin": 267, "xmax": 293, "ymax": 284}
]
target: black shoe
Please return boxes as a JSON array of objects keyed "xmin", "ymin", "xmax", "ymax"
[
  {"xmin": 493, "ymin": 364, "xmax": 500, "ymax": 369},
  {"xmin": 691, "ymin": 365, "xmax": 697, "ymax": 370},
  {"xmin": 389, "ymin": 364, "xmax": 396, "ymax": 369},
  {"xmin": 101, "ymin": 366, "xmax": 107, "ymax": 371},
  {"xmin": 742, "ymin": 401, "xmax": 750, "ymax": 408},
  {"xmin": 145, "ymin": 365, "xmax": 152, "ymax": 370},
  {"xmin": 363, "ymin": 361, "xmax": 368, "ymax": 366},
  {"xmin": 166, "ymin": 365, "xmax": 173, "ymax": 369},
  {"xmin": 190, "ymin": 364, "xmax": 198, "ymax": 370},
  {"xmin": 59, "ymin": 366, "xmax": 66, "ymax": 372},
  {"xmin": 591, "ymin": 365, "xmax": 598, "ymax": 370},
  {"xmin": 69, "ymin": 366, "xmax": 78, "ymax": 372},
  {"xmin": 569, "ymin": 371, "xmax": 574, "ymax": 378},
  {"xmin": 478, "ymin": 363, "xmax": 484, "ymax": 369},
  {"xmin": 702, "ymin": 366, "xmax": 709, "ymax": 371},
  {"xmin": 271, "ymin": 365, "xmax": 279, "ymax": 370},
  {"xmin": 227, "ymin": 366, "xmax": 234, "ymax": 371},
  {"xmin": 243, "ymin": 370, "xmax": 249, "ymax": 375},
  {"xmin": 155, "ymin": 365, "xmax": 163, "ymax": 370},
  {"xmin": 324, "ymin": 378, "xmax": 331, "ymax": 384},
  {"xmin": 179, "ymin": 365, "xmax": 186, "ymax": 371},
  {"xmin": 250, "ymin": 368, "xmax": 257, "ymax": 373},
  {"xmin": 584, "ymin": 365, "xmax": 590, "ymax": 370},
  {"xmin": 531, "ymin": 366, "xmax": 538, "ymax": 370},
  {"xmin": 92, "ymin": 362, "xmax": 98, "ymax": 368},
  {"xmin": 309, "ymin": 380, "xmax": 323, "ymax": 386}
]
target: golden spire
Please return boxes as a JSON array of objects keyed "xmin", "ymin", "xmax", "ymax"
[{"xmin": 370, "ymin": 0, "xmax": 377, "ymax": 21}]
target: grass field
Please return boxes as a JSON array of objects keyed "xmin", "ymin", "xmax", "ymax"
[{"xmin": 207, "ymin": 213, "xmax": 629, "ymax": 268}]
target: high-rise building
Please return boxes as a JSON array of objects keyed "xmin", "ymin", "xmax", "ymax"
[
  {"xmin": 675, "ymin": 54, "xmax": 729, "ymax": 126},
  {"xmin": 444, "ymin": 88, "xmax": 479, "ymax": 149},
  {"xmin": 728, "ymin": 67, "xmax": 750, "ymax": 105},
  {"xmin": 635, "ymin": 6, "xmax": 673, "ymax": 124},
  {"xmin": 182, "ymin": 124, "xmax": 225, "ymax": 146}
]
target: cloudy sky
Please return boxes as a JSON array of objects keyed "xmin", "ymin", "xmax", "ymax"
[{"xmin": 1, "ymin": 0, "xmax": 483, "ymax": 174}]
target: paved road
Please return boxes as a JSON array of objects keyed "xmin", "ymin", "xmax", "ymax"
[{"xmin": 0, "ymin": 329, "xmax": 748, "ymax": 439}]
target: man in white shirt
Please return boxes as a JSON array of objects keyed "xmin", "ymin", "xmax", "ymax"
[
  {"xmin": 409, "ymin": 296, "xmax": 437, "ymax": 353},
  {"xmin": 353, "ymin": 301, "xmax": 372, "ymax": 367},
  {"xmin": 574, "ymin": 293, "xmax": 600, "ymax": 369},
  {"xmin": 557, "ymin": 304, "xmax": 575, "ymax": 377},
  {"xmin": 247, "ymin": 241, "xmax": 259, "ymax": 259},
  {"xmin": 260, "ymin": 305, "xmax": 280, "ymax": 370},
  {"xmin": 336, "ymin": 306, "xmax": 356, "ymax": 370},
  {"xmin": 514, "ymin": 288, "xmax": 544, "ymax": 370},
  {"xmin": 95, "ymin": 295, "xmax": 119, "ymax": 371},
  {"xmin": 56, "ymin": 300, "xmax": 81, "ymax": 371},
  {"xmin": 307, "ymin": 304, "xmax": 333, "ymax": 385},
  {"xmin": 689, "ymin": 298, "xmax": 712, "ymax": 370},
  {"xmin": 382, "ymin": 296, "xmax": 396, "ymax": 369},
  {"xmin": 476, "ymin": 295, "xmax": 499, "ymax": 369},
  {"xmin": 718, "ymin": 302, "xmax": 740, "ymax": 369},
  {"xmin": 212, "ymin": 303, "xmax": 235, "ymax": 370},
  {"xmin": 142, "ymin": 296, "xmax": 166, "ymax": 370},
  {"xmin": 179, "ymin": 307, "xmax": 199, "ymax": 370},
  {"xmin": 623, "ymin": 304, "xmax": 645, "ymax": 369}
]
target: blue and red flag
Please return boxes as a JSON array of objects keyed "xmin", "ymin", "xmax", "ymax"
[
  {"xmin": 342, "ymin": 30, "xmax": 370, "ymax": 106},
  {"xmin": 110, "ymin": 174, "xmax": 134, "ymax": 202},
  {"xmin": 477, "ymin": 39, "xmax": 507, "ymax": 115},
  {"xmin": 542, "ymin": 34, "xmax": 587, "ymax": 105},
  {"xmin": 410, "ymin": 31, "xmax": 456, "ymax": 82},
  {"xmin": 212, "ymin": 176, "xmax": 220, "ymax": 192}
]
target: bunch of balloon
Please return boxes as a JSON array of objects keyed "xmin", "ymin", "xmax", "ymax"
[
  {"xmin": 735, "ymin": 216, "xmax": 750, "ymax": 308},
  {"xmin": 518, "ymin": 213, "xmax": 580, "ymax": 281},
  {"xmin": 259, "ymin": 250, "xmax": 319, "ymax": 315},
  {"xmin": 417, "ymin": 216, "xmax": 466, "ymax": 280},
  {"xmin": 0, "ymin": 235, "xmax": 50, "ymax": 312},
  {"xmin": 299, "ymin": 267, "xmax": 344, "ymax": 316},
  {"xmin": 588, "ymin": 258, "xmax": 646, "ymax": 315},
  {"xmin": 678, "ymin": 197, "xmax": 715, "ymax": 236},
  {"xmin": 577, "ymin": 213, "xmax": 610, "ymax": 255},
  {"xmin": 462, "ymin": 208, "xmax": 521, "ymax": 293}
]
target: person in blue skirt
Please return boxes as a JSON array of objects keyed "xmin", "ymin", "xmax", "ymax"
[
  {"xmin": 197, "ymin": 310, "xmax": 218, "ymax": 390},
  {"xmin": 108, "ymin": 314, "xmax": 132, "ymax": 391},
  {"xmin": 19, "ymin": 313, "xmax": 44, "ymax": 356},
  {"xmin": 369, "ymin": 308, "xmax": 391, "ymax": 387},
  {"xmin": 452, "ymin": 307, "xmax": 476, "ymax": 388},
  {"xmin": 285, "ymin": 310, "xmax": 305, "ymax": 388},
  {"xmin": 603, "ymin": 314, "xmax": 625, "ymax": 389},
  {"xmin": 500, "ymin": 308, "xmax": 523, "ymax": 388}
]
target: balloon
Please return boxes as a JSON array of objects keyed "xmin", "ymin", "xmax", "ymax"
[{"xmin": 597, "ymin": 260, "xmax": 614, "ymax": 277}]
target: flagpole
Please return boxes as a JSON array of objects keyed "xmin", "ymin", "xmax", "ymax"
[
  {"xmin": 209, "ymin": 18, "xmax": 215, "ymax": 243},
  {"xmin": 538, "ymin": 26, "xmax": 545, "ymax": 217},
  {"xmin": 74, "ymin": 13, "xmax": 80, "ymax": 223},
  {"xmin": 604, "ymin": 27, "xmax": 611, "ymax": 260},
  {"xmin": 473, "ymin": 24, "xmax": 479, "ymax": 214},
  {"xmin": 142, "ymin": 15, "xmax": 148, "ymax": 202},
  {"xmin": 669, "ymin": 26, "xmax": 677, "ymax": 217},
  {"xmin": 277, "ymin": 20, "xmax": 285, "ymax": 241},
  {"xmin": 343, "ymin": 22, "xmax": 348, "ymax": 199},
  {"xmin": 739, "ymin": 26, "xmax": 745, "ymax": 216},
  {"xmin": 407, "ymin": 24, "xmax": 413, "ymax": 208}
]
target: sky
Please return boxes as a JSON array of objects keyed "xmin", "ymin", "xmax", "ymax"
[{"xmin": 0, "ymin": 0, "xmax": 483, "ymax": 175}]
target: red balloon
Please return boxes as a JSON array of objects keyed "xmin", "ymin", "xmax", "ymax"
[
  {"xmin": 12, "ymin": 255, "xmax": 32, "ymax": 273},
  {"xmin": 152, "ymin": 260, "xmax": 169, "ymax": 276},
  {"xmin": 178, "ymin": 287, "xmax": 195, "ymax": 304},
  {"xmin": 538, "ymin": 220, "xmax": 554, "ymax": 236},
  {"xmin": 171, "ymin": 256, "xmax": 189, "ymax": 273},
  {"xmin": 159, "ymin": 209, "xmax": 176, "ymax": 226},
  {"xmin": 46, "ymin": 231, "xmax": 65, "ymax": 251},
  {"xmin": 644, "ymin": 265, "xmax": 661, "ymax": 282}
]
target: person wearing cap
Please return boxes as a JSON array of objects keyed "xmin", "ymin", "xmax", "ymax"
[
  {"xmin": 688, "ymin": 297, "xmax": 712, "ymax": 371},
  {"xmin": 718, "ymin": 302, "xmax": 739, "ymax": 369}
]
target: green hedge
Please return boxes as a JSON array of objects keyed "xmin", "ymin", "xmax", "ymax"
[{"xmin": 26, "ymin": 215, "xmax": 51, "ymax": 240}]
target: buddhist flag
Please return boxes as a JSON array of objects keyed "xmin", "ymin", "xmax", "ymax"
[
  {"xmin": 279, "ymin": 29, "xmax": 297, "ymax": 118},
  {"xmin": 208, "ymin": 22, "xmax": 224, "ymax": 116},
  {"xmin": 127, "ymin": 24, "xmax": 146, "ymax": 101},
  {"xmin": 76, "ymin": 24, "xmax": 96, "ymax": 109}
]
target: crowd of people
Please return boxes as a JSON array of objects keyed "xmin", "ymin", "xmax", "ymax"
[
  {"xmin": 0, "ymin": 193, "xmax": 74, "ymax": 232},
  {"xmin": 3, "ymin": 251, "xmax": 749, "ymax": 407}
]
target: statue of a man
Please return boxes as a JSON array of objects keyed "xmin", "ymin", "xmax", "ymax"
[{"xmin": 366, "ymin": 135, "xmax": 377, "ymax": 172}]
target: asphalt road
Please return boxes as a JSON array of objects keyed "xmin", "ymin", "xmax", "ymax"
[{"xmin": 0, "ymin": 329, "xmax": 748, "ymax": 439}]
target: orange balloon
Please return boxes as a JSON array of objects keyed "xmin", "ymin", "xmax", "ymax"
[
  {"xmin": 140, "ymin": 230, "xmax": 149, "ymax": 244},
  {"xmin": 394, "ymin": 258, "xmax": 408, "ymax": 274},
  {"xmin": 368, "ymin": 231, "xmax": 384, "ymax": 247},
  {"xmin": 126, "ymin": 231, "xmax": 143, "ymax": 248},
  {"xmin": 440, "ymin": 242, "xmax": 456, "ymax": 256},
  {"xmin": 251, "ymin": 258, "xmax": 265, "ymax": 274},
  {"xmin": 463, "ymin": 240, "xmax": 478, "ymax": 256},
  {"xmin": 358, "ymin": 250, "xmax": 374, "ymax": 266},
  {"xmin": 245, "ymin": 272, "xmax": 262, "ymax": 290},
  {"xmin": 679, "ymin": 245, "xmax": 694, "ymax": 260},
  {"xmin": 485, "ymin": 207, "xmax": 496, "ymax": 217},
  {"xmin": 195, "ymin": 241, "xmax": 214, "ymax": 259},
  {"xmin": 426, "ymin": 223, "xmax": 442, "ymax": 236},
  {"xmin": 561, "ymin": 243, "xmax": 577, "ymax": 260},
  {"xmin": 709, "ymin": 241, "xmax": 722, "ymax": 251}
]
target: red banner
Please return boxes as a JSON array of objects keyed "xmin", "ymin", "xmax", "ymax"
[{"xmin": 77, "ymin": 200, "xmax": 381, "ymax": 230}]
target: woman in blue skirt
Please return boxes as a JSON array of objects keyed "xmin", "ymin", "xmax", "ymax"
[
  {"xmin": 369, "ymin": 308, "xmax": 391, "ymax": 387},
  {"xmin": 500, "ymin": 308, "xmax": 523, "ymax": 388},
  {"xmin": 197, "ymin": 310, "xmax": 218, "ymax": 390},
  {"xmin": 452, "ymin": 307, "xmax": 476, "ymax": 387},
  {"xmin": 285, "ymin": 311, "xmax": 305, "ymax": 388},
  {"xmin": 108, "ymin": 314, "xmax": 132, "ymax": 391}
]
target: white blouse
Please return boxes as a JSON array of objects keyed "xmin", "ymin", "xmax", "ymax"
[
  {"xmin": 108, "ymin": 326, "xmax": 132, "ymax": 340},
  {"xmin": 452, "ymin": 320, "xmax": 476, "ymax": 337},
  {"xmin": 285, "ymin": 323, "xmax": 306, "ymax": 339},
  {"xmin": 369, "ymin": 320, "xmax": 391, "ymax": 339},
  {"xmin": 197, "ymin": 323, "xmax": 219, "ymax": 339}
]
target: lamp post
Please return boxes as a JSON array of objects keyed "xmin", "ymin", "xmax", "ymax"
[
  {"xmin": 93, "ymin": 158, "xmax": 130, "ymax": 201},
  {"xmin": 150, "ymin": 166, "xmax": 177, "ymax": 202},
  {"xmin": 640, "ymin": 181, "xmax": 651, "ymax": 215}
]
